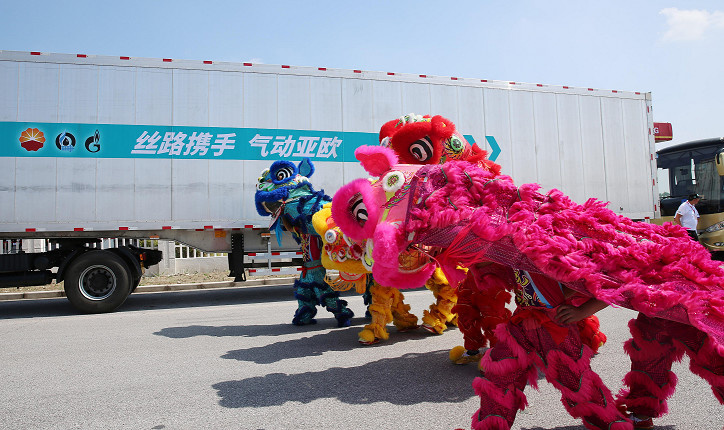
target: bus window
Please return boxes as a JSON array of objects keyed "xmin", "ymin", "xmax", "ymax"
[
  {"xmin": 673, "ymin": 164, "xmax": 695, "ymax": 197},
  {"xmin": 657, "ymin": 167, "xmax": 671, "ymax": 198},
  {"xmin": 717, "ymin": 150, "xmax": 724, "ymax": 176}
]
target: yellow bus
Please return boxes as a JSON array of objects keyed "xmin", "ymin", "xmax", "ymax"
[{"xmin": 657, "ymin": 137, "xmax": 724, "ymax": 253}]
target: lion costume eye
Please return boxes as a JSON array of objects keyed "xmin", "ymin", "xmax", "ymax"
[
  {"xmin": 350, "ymin": 195, "xmax": 368, "ymax": 227},
  {"xmin": 324, "ymin": 229, "xmax": 338, "ymax": 244},
  {"xmin": 275, "ymin": 166, "xmax": 294, "ymax": 182},
  {"xmin": 445, "ymin": 135, "xmax": 465, "ymax": 155},
  {"xmin": 409, "ymin": 137, "xmax": 434, "ymax": 162},
  {"xmin": 382, "ymin": 171, "xmax": 405, "ymax": 193},
  {"xmin": 256, "ymin": 170, "xmax": 271, "ymax": 190},
  {"xmin": 268, "ymin": 161, "xmax": 298, "ymax": 185},
  {"xmin": 332, "ymin": 177, "xmax": 379, "ymax": 242}
]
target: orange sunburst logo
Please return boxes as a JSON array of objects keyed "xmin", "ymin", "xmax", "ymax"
[{"xmin": 19, "ymin": 128, "xmax": 46, "ymax": 151}]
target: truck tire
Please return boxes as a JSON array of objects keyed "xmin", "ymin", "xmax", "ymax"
[
  {"xmin": 131, "ymin": 272, "xmax": 142, "ymax": 292},
  {"xmin": 64, "ymin": 250, "xmax": 132, "ymax": 313}
]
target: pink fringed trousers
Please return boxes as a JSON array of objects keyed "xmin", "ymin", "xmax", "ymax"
[
  {"xmin": 616, "ymin": 314, "xmax": 724, "ymax": 418},
  {"xmin": 471, "ymin": 309, "xmax": 632, "ymax": 430}
]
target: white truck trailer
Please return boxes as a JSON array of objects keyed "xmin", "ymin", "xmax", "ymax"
[{"xmin": 0, "ymin": 50, "xmax": 659, "ymax": 312}]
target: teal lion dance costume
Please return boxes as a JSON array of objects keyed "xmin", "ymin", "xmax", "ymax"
[{"xmin": 254, "ymin": 158, "xmax": 354, "ymax": 327}]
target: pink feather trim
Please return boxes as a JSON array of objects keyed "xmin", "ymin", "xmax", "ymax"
[
  {"xmin": 622, "ymin": 367, "xmax": 678, "ymax": 400},
  {"xmin": 376, "ymin": 160, "xmax": 724, "ymax": 352},
  {"xmin": 472, "ymin": 376, "xmax": 528, "ymax": 412},
  {"xmin": 370, "ymin": 223, "xmax": 435, "ymax": 289},
  {"xmin": 616, "ymin": 383, "xmax": 670, "ymax": 418}
]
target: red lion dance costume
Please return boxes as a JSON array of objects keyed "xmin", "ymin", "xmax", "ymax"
[
  {"xmin": 377, "ymin": 113, "xmax": 501, "ymax": 339},
  {"xmin": 375, "ymin": 113, "xmax": 511, "ymax": 358},
  {"xmin": 331, "ymin": 147, "xmax": 724, "ymax": 430}
]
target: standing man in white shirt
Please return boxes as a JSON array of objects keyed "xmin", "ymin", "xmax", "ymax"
[{"xmin": 674, "ymin": 193, "xmax": 702, "ymax": 241}]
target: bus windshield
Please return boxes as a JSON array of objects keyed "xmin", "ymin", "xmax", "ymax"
[{"xmin": 657, "ymin": 143, "xmax": 724, "ymax": 216}]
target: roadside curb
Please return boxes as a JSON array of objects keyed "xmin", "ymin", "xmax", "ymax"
[{"xmin": 0, "ymin": 276, "xmax": 297, "ymax": 302}]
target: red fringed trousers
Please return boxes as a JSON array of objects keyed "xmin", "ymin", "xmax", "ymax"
[
  {"xmin": 454, "ymin": 269, "xmax": 512, "ymax": 351},
  {"xmin": 471, "ymin": 309, "xmax": 632, "ymax": 430},
  {"xmin": 616, "ymin": 313, "xmax": 724, "ymax": 418}
]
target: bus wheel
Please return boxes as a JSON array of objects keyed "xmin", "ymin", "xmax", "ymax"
[{"xmin": 64, "ymin": 250, "xmax": 132, "ymax": 313}]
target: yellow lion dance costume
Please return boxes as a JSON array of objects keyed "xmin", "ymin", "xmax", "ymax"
[{"xmin": 312, "ymin": 203, "xmax": 457, "ymax": 344}]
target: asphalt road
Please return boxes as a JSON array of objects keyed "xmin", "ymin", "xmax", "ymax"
[{"xmin": 0, "ymin": 285, "xmax": 722, "ymax": 430}]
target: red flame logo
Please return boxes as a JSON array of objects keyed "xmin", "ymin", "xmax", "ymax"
[{"xmin": 19, "ymin": 128, "xmax": 46, "ymax": 151}]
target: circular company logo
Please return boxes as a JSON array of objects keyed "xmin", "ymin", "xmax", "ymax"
[
  {"xmin": 85, "ymin": 129, "xmax": 101, "ymax": 153},
  {"xmin": 56, "ymin": 132, "xmax": 76, "ymax": 152},
  {"xmin": 19, "ymin": 128, "xmax": 46, "ymax": 151}
]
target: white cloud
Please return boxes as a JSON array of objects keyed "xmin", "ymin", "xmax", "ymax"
[{"xmin": 660, "ymin": 7, "xmax": 724, "ymax": 41}]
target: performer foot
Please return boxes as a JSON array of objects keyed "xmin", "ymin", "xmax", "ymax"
[
  {"xmin": 449, "ymin": 345, "xmax": 483, "ymax": 364},
  {"xmin": 617, "ymin": 405, "xmax": 653, "ymax": 430},
  {"xmin": 292, "ymin": 318, "xmax": 317, "ymax": 326},
  {"xmin": 421, "ymin": 323, "xmax": 443, "ymax": 334},
  {"xmin": 629, "ymin": 415, "xmax": 653, "ymax": 429}
]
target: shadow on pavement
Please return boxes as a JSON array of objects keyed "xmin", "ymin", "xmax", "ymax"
[
  {"xmin": 123, "ymin": 284, "xmax": 300, "ymax": 310},
  {"xmin": 217, "ymin": 324, "xmax": 437, "ymax": 364},
  {"xmin": 213, "ymin": 349, "xmax": 482, "ymax": 407},
  {"xmin": 0, "ymin": 283, "xmax": 316, "ymax": 319},
  {"xmin": 0, "ymin": 296, "xmax": 77, "ymax": 319},
  {"xmin": 154, "ymin": 318, "xmax": 369, "ymax": 339}
]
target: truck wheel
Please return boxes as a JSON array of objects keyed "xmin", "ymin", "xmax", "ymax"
[
  {"xmin": 64, "ymin": 250, "xmax": 132, "ymax": 313},
  {"xmin": 131, "ymin": 272, "xmax": 142, "ymax": 292}
]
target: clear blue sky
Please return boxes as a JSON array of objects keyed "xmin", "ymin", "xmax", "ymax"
[{"xmin": 2, "ymin": 0, "xmax": 722, "ymax": 148}]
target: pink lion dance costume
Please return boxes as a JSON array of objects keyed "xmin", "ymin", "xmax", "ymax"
[
  {"xmin": 376, "ymin": 114, "xmax": 606, "ymax": 365},
  {"xmin": 331, "ymin": 149, "xmax": 724, "ymax": 430},
  {"xmin": 375, "ymin": 114, "xmax": 508, "ymax": 350}
]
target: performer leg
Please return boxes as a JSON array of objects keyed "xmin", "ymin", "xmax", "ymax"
[
  {"xmin": 451, "ymin": 274, "xmax": 488, "ymax": 364},
  {"xmin": 452, "ymin": 270, "xmax": 512, "ymax": 365},
  {"xmin": 675, "ymin": 323, "xmax": 724, "ymax": 405},
  {"xmin": 616, "ymin": 315, "xmax": 681, "ymax": 420},
  {"xmin": 305, "ymin": 265, "xmax": 354, "ymax": 327},
  {"xmin": 389, "ymin": 287, "xmax": 419, "ymax": 332},
  {"xmin": 358, "ymin": 282, "xmax": 394, "ymax": 344},
  {"xmin": 472, "ymin": 323, "xmax": 535, "ymax": 430},
  {"xmin": 292, "ymin": 279, "xmax": 319, "ymax": 326},
  {"xmin": 541, "ymin": 327, "xmax": 631, "ymax": 430},
  {"xmin": 453, "ymin": 273, "xmax": 487, "ymax": 351},
  {"xmin": 303, "ymin": 236, "xmax": 354, "ymax": 327},
  {"xmin": 318, "ymin": 286, "xmax": 354, "ymax": 327},
  {"xmin": 422, "ymin": 268, "xmax": 458, "ymax": 334},
  {"xmin": 361, "ymin": 283, "xmax": 373, "ymax": 319}
]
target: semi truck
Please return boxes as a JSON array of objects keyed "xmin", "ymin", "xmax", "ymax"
[{"xmin": 0, "ymin": 50, "xmax": 659, "ymax": 312}]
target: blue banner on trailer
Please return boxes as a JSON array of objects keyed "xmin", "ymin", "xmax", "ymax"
[{"xmin": 1, "ymin": 121, "xmax": 499, "ymax": 162}]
